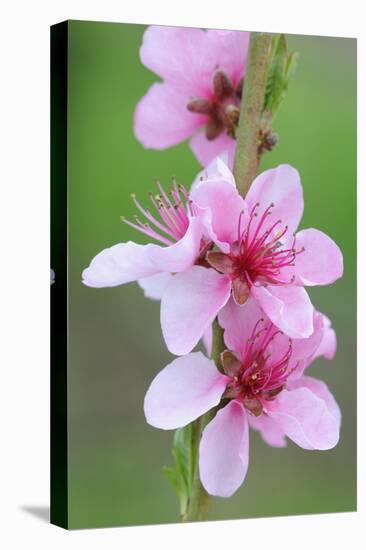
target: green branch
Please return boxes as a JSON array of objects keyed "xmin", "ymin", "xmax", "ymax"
[{"xmin": 233, "ymin": 33, "xmax": 273, "ymax": 197}]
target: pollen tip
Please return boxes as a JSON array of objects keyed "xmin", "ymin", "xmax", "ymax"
[{"xmin": 130, "ymin": 192, "xmax": 136, "ymax": 199}]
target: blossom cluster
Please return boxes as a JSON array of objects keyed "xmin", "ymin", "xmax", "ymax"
[{"xmin": 82, "ymin": 26, "xmax": 343, "ymax": 499}]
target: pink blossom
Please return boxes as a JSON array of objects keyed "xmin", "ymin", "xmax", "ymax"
[
  {"xmin": 82, "ymin": 179, "xmax": 208, "ymax": 289},
  {"xmin": 82, "ymin": 157, "xmax": 343, "ymax": 357},
  {"xmin": 160, "ymin": 158, "xmax": 343, "ymax": 354},
  {"xmin": 82, "ymin": 162, "xmax": 237, "ymax": 353},
  {"xmin": 134, "ymin": 26, "xmax": 250, "ymax": 166},
  {"xmin": 144, "ymin": 298, "xmax": 340, "ymax": 497}
]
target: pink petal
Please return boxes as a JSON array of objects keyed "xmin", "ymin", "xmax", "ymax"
[
  {"xmin": 138, "ymin": 272, "xmax": 173, "ymax": 300},
  {"xmin": 190, "ymin": 130, "xmax": 236, "ymax": 168},
  {"xmin": 289, "ymin": 311, "xmax": 337, "ymax": 378},
  {"xmin": 192, "ymin": 154, "xmax": 236, "ymax": 189},
  {"xmin": 218, "ymin": 297, "xmax": 268, "ymax": 356},
  {"xmin": 82, "ymin": 242, "xmax": 158, "ymax": 288},
  {"xmin": 139, "ymin": 26, "xmax": 213, "ymax": 93},
  {"xmin": 134, "ymin": 82, "xmax": 206, "ymax": 149},
  {"xmin": 294, "ymin": 228, "xmax": 343, "ymax": 286},
  {"xmin": 148, "ymin": 217, "xmax": 202, "ymax": 273},
  {"xmin": 202, "ymin": 325, "xmax": 213, "ymax": 356},
  {"xmin": 161, "ymin": 266, "xmax": 232, "ymax": 355},
  {"xmin": 205, "ymin": 30, "xmax": 250, "ymax": 86},
  {"xmin": 265, "ymin": 381, "xmax": 340, "ymax": 450},
  {"xmin": 144, "ymin": 352, "xmax": 229, "ymax": 430},
  {"xmin": 199, "ymin": 401, "xmax": 249, "ymax": 497},
  {"xmin": 316, "ymin": 314, "xmax": 337, "ymax": 360},
  {"xmin": 248, "ymin": 413, "xmax": 287, "ymax": 448},
  {"xmin": 245, "ymin": 165, "xmax": 304, "ymax": 236},
  {"xmin": 312, "ymin": 325, "xmax": 337, "ymax": 361},
  {"xmin": 190, "ymin": 165, "xmax": 246, "ymax": 247},
  {"xmin": 288, "ymin": 310, "xmax": 327, "ymax": 377},
  {"xmin": 288, "ymin": 375, "xmax": 341, "ymax": 426},
  {"xmin": 251, "ymin": 285, "xmax": 314, "ymax": 339}
]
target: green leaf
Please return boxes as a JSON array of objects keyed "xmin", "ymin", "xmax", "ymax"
[
  {"xmin": 262, "ymin": 34, "xmax": 298, "ymax": 121},
  {"xmin": 163, "ymin": 423, "xmax": 196, "ymax": 516}
]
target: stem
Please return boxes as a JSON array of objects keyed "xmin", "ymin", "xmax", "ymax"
[
  {"xmin": 233, "ymin": 33, "xmax": 273, "ymax": 197},
  {"xmin": 181, "ymin": 33, "xmax": 274, "ymax": 523},
  {"xmin": 182, "ymin": 320, "xmax": 224, "ymax": 522}
]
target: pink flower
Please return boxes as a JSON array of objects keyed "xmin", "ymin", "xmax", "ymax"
[
  {"xmin": 82, "ymin": 157, "xmax": 343, "ymax": 357},
  {"xmin": 81, "ymin": 161, "xmax": 240, "ymax": 349},
  {"xmin": 134, "ymin": 26, "xmax": 250, "ymax": 166},
  {"xmin": 144, "ymin": 298, "xmax": 340, "ymax": 497},
  {"xmin": 82, "ymin": 179, "xmax": 209, "ymax": 290},
  {"xmin": 159, "ymin": 158, "xmax": 343, "ymax": 353}
]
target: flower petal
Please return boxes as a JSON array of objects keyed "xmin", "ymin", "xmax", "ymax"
[
  {"xmin": 245, "ymin": 165, "xmax": 304, "ymax": 236},
  {"xmin": 148, "ymin": 217, "xmax": 202, "ymax": 273},
  {"xmin": 312, "ymin": 320, "xmax": 337, "ymax": 361},
  {"xmin": 265, "ymin": 381, "xmax": 340, "ymax": 450},
  {"xmin": 294, "ymin": 228, "xmax": 343, "ymax": 286},
  {"xmin": 205, "ymin": 30, "xmax": 250, "ymax": 85},
  {"xmin": 192, "ymin": 153, "xmax": 236, "ymax": 189},
  {"xmin": 134, "ymin": 82, "xmax": 205, "ymax": 149},
  {"xmin": 138, "ymin": 272, "xmax": 173, "ymax": 300},
  {"xmin": 139, "ymin": 26, "xmax": 212, "ymax": 91},
  {"xmin": 190, "ymin": 165, "xmax": 246, "ymax": 246},
  {"xmin": 199, "ymin": 400, "xmax": 249, "ymax": 497},
  {"xmin": 190, "ymin": 130, "xmax": 236, "ymax": 168},
  {"xmin": 288, "ymin": 375, "xmax": 341, "ymax": 426},
  {"xmin": 248, "ymin": 413, "xmax": 287, "ymax": 448},
  {"xmin": 202, "ymin": 325, "xmax": 213, "ymax": 356},
  {"xmin": 251, "ymin": 285, "xmax": 314, "ymax": 339},
  {"xmin": 82, "ymin": 242, "xmax": 158, "ymax": 288},
  {"xmin": 144, "ymin": 352, "xmax": 229, "ymax": 430},
  {"xmin": 218, "ymin": 297, "xmax": 267, "ymax": 355},
  {"xmin": 289, "ymin": 311, "xmax": 336, "ymax": 378},
  {"xmin": 161, "ymin": 266, "xmax": 232, "ymax": 355}
]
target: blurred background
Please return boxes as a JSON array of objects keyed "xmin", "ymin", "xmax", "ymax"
[{"xmin": 66, "ymin": 21, "xmax": 356, "ymax": 528}]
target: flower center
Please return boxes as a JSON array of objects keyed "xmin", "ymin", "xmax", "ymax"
[
  {"xmin": 186, "ymin": 69, "xmax": 242, "ymax": 140},
  {"xmin": 221, "ymin": 320, "xmax": 293, "ymax": 416},
  {"xmin": 207, "ymin": 203, "xmax": 305, "ymax": 304}
]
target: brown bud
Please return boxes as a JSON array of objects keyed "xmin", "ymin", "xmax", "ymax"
[
  {"xmin": 206, "ymin": 251, "xmax": 234, "ymax": 274},
  {"xmin": 213, "ymin": 70, "xmax": 233, "ymax": 99},
  {"xmin": 261, "ymin": 385, "xmax": 284, "ymax": 401},
  {"xmin": 236, "ymin": 77, "xmax": 244, "ymax": 99},
  {"xmin": 224, "ymin": 104, "xmax": 240, "ymax": 127},
  {"xmin": 243, "ymin": 395, "xmax": 263, "ymax": 417},
  {"xmin": 187, "ymin": 97, "xmax": 214, "ymax": 115},
  {"xmin": 220, "ymin": 350, "xmax": 242, "ymax": 377},
  {"xmin": 205, "ymin": 119, "xmax": 224, "ymax": 140},
  {"xmin": 232, "ymin": 278, "xmax": 250, "ymax": 305}
]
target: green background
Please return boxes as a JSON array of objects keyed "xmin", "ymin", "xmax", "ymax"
[{"xmin": 66, "ymin": 21, "xmax": 356, "ymax": 528}]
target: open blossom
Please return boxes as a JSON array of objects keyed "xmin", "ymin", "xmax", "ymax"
[
  {"xmin": 144, "ymin": 298, "xmax": 340, "ymax": 497},
  {"xmin": 82, "ymin": 157, "xmax": 343, "ymax": 356},
  {"xmin": 160, "ymin": 157, "xmax": 343, "ymax": 354},
  {"xmin": 134, "ymin": 26, "xmax": 249, "ymax": 166}
]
